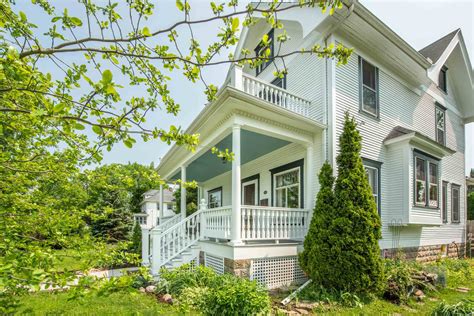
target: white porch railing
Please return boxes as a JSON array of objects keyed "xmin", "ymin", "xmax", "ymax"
[
  {"xmin": 228, "ymin": 65, "xmax": 312, "ymax": 118},
  {"xmin": 241, "ymin": 206, "xmax": 309, "ymax": 241},
  {"xmin": 202, "ymin": 206, "xmax": 232, "ymax": 240},
  {"xmin": 155, "ymin": 214, "xmax": 181, "ymax": 233}
]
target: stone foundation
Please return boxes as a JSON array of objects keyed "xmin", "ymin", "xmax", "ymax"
[
  {"xmin": 382, "ymin": 243, "xmax": 466, "ymax": 262},
  {"xmin": 224, "ymin": 258, "xmax": 251, "ymax": 278}
]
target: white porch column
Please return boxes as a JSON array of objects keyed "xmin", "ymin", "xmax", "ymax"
[
  {"xmin": 150, "ymin": 229, "xmax": 161, "ymax": 275},
  {"xmin": 306, "ymin": 144, "xmax": 314, "ymax": 210},
  {"xmin": 229, "ymin": 124, "xmax": 243, "ymax": 245},
  {"xmin": 141, "ymin": 228, "xmax": 150, "ymax": 266},
  {"xmin": 159, "ymin": 184, "xmax": 164, "ymax": 220},
  {"xmin": 180, "ymin": 166, "xmax": 187, "ymax": 219}
]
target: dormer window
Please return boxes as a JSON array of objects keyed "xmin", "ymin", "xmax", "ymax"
[
  {"xmin": 255, "ymin": 29, "xmax": 274, "ymax": 76},
  {"xmin": 438, "ymin": 66, "xmax": 447, "ymax": 93}
]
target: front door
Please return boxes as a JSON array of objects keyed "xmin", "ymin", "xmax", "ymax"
[{"xmin": 242, "ymin": 179, "xmax": 258, "ymax": 206}]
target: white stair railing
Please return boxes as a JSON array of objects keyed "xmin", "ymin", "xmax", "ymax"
[
  {"xmin": 155, "ymin": 214, "xmax": 181, "ymax": 233},
  {"xmin": 240, "ymin": 206, "xmax": 309, "ymax": 241},
  {"xmin": 150, "ymin": 200, "xmax": 207, "ymax": 274}
]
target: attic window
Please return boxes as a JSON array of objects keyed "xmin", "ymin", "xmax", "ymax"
[
  {"xmin": 438, "ymin": 66, "xmax": 447, "ymax": 93},
  {"xmin": 255, "ymin": 29, "xmax": 274, "ymax": 76}
]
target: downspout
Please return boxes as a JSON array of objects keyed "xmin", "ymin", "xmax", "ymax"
[{"xmin": 323, "ymin": 1, "xmax": 354, "ymax": 163}]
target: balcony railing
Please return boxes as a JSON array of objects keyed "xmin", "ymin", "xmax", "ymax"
[{"xmin": 229, "ymin": 65, "xmax": 312, "ymax": 118}]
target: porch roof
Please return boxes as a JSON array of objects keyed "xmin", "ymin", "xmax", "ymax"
[{"xmin": 170, "ymin": 129, "xmax": 290, "ymax": 182}]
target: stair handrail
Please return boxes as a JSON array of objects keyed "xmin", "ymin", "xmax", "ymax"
[
  {"xmin": 153, "ymin": 214, "xmax": 181, "ymax": 233},
  {"xmin": 150, "ymin": 199, "xmax": 207, "ymax": 274}
]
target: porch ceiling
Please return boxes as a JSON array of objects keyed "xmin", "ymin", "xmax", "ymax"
[{"xmin": 171, "ymin": 129, "xmax": 290, "ymax": 182}]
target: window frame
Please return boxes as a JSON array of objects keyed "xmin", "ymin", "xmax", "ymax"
[
  {"xmin": 255, "ymin": 29, "xmax": 274, "ymax": 76},
  {"xmin": 362, "ymin": 158, "xmax": 382, "ymax": 216},
  {"xmin": 451, "ymin": 183, "xmax": 461, "ymax": 224},
  {"xmin": 273, "ymin": 167, "xmax": 301, "ymax": 208},
  {"xmin": 442, "ymin": 181, "xmax": 448, "ymax": 224},
  {"xmin": 270, "ymin": 159, "xmax": 304, "ymax": 208},
  {"xmin": 207, "ymin": 186, "xmax": 223, "ymax": 209},
  {"xmin": 435, "ymin": 103, "xmax": 446, "ymax": 146},
  {"xmin": 413, "ymin": 150, "xmax": 440, "ymax": 209},
  {"xmin": 358, "ymin": 56, "xmax": 380, "ymax": 119},
  {"xmin": 438, "ymin": 65, "xmax": 448, "ymax": 93}
]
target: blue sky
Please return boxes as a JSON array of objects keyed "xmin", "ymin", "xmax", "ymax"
[{"xmin": 19, "ymin": 0, "xmax": 473, "ymax": 174}]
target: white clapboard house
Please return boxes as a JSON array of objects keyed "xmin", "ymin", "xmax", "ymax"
[
  {"xmin": 134, "ymin": 188, "xmax": 176, "ymax": 229},
  {"xmin": 141, "ymin": 1, "xmax": 473, "ymax": 289}
]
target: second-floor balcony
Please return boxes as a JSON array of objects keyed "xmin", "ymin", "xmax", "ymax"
[{"xmin": 227, "ymin": 65, "xmax": 312, "ymax": 119}]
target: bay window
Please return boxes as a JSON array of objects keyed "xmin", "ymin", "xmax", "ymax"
[{"xmin": 414, "ymin": 151, "xmax": 439, "ymax": 208}]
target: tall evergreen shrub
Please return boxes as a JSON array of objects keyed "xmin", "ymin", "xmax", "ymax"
[
  {"xmin": 330, "ymin": 113, "xmax": 383, "ymax": 294},
  {"xmin": 299, "ymin": 162, "xmax": 335, "ymax": 285},
  {"xmin": 130, "ymin": 223, "xmax": 142, "ymax": 255}
]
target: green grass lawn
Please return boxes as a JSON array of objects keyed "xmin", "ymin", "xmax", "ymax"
[{"xmin": 15, "ymin": 291, "xmax": 181, "ymax": 316}]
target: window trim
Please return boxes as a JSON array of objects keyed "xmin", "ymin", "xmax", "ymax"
[
  {"xmin": 358, "ymin": 56, "xmax": 380, "ymax": 119},
  {"xmin": 270, "ymin": 159, "xmax": 304, "ymax": 208},
  {"xmin": 255, "ymin": 29, "xmax": 274, "ymax": 76},
  {"xmin": 442, "ymin": 181, "xmax": 449, "ymax": 224},
  {"xmin": 451, "ymin": 183, "xmax": 461, "ymax": 224},
  {"xmin": 207, "ymin": 186, "xmax": 223, "ymax": 209},
  {"xmin": 412, "ymin": 150, "xmax": 440, "ymax": 209},
  {"xmin": 438, "ymin": 65, "xmax": 448, "ymax": 93},
  {"xmin": 362, "ymin": 158, "xmax": 382, "ymax": 216},
  {"xmin": 241, "ymin": 174, "xmax": 260, "ymax": 206},
  {"xmin": 435, "ymin": 102, "xmax": 446, "ymax": 146}
]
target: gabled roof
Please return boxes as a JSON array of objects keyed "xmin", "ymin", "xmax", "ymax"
[
  {"xmin": 140, "ymin": 188, "xmax": 175, "ymax": 204},
  {"xmin": 419, "ymin": 29, "xmax": 460, "ymax": 63}
]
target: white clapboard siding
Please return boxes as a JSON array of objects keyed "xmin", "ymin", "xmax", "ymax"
[{"xmin": 334, "ymin": 50, "xmax": 466, "ymax": 249}]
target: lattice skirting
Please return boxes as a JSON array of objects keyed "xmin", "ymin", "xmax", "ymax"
[
  {"xmin": 204, "ymin": 253, "xmax": 225, "ymax": 275},
  {"xmin": 250, "ymin": 256, "xmax": 307, "ymax": 289}
]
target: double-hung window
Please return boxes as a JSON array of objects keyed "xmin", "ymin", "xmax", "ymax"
[
  {"xmin": 208, "ymin": 187, "xmax": 222, "ymax": 209},
  {"xmin": 363, "ymin": 159, "xmax": 382, "ymax": 215},
  {"xmin": 255, "ymin": 29, "xmax": 274, "ymax": 76},
  {"xmin": 274, "ymin": 168, "xmax": 300, "ymax": 208},
  {"xmin": 414, "ymin": 151, "xmax": 440, "ymax": 208},
  {"xmin": 435, "ymin": 103, "xmax": 446, "ymax": 145},
  {"xmin": 359, "ymin": 57, "xmax": 379, "ymax": 117},
  {"xmin": 451, "ymin": 184, "xmax": 460, "ymax": 223}
]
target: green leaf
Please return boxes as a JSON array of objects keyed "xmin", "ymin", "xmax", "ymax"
[
  {"xmin": 176, "ymin": 0, "xmax": 184, "ymax": 11},
  {"xmin": 106, "ymin": 85, "xmax": 116, "ymax": 95},
  {"xmin": 142, "ymin": 27, "xmax": 151, "ymax": 37},
  {"xmin": 53, "ymin": 103, "xmax": 66, "ymax": 113},
  {"xmin": 92, "ymin": 125, "xmax": 102, "ymax": 135},
  {"xmin": 231, "ymin": 17, "xmax": 239, "ymax": 32},
  {"xmin": 51, "ymin": 16, "xmax": 61, "ymax": 22},
  {"xmin": 19, "ymin": 11, "xmax": 27, "ymax": 22},
  {"xmin": 123, "ymin": 139, "xmax": 133, "ymax": 148},
  {"xmin": 74, "ymin": 123, "xmax": 85, "ymax": 130},
  {"xmin": 102, "ymin": 70, "xmax": 113, "ymax": 84},
  {"xmin": 70, "ymin": 17, "xmax": 83, "ymax": 27}
]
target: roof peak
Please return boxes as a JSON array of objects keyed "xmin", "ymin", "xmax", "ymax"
[{"xmin": 419, "ymin": 29, "xmax": 460, "ymax": 64}]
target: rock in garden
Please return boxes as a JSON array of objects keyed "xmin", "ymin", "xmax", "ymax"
[
  {"xmin": 294, "ymin": 302, "xmax": 318, "ymax": 311},
  {"xmin": 145, "ymin": 285, "xmax": 156, "ymax": 293},
  {"xmin": 139, "ymin": 287, "xmax": 146, "ymax": 293},
  {"xmin": 294, "ymin": 308, "xmax": 309, "ymax": 315},
  {"xmin": 160, "ymin": 293, "xmax": 173, "ymax": 304}
]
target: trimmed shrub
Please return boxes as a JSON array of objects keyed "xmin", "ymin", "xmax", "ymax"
[
  {"xmin": 299, "ymin": 162, "xmax": 335, "ymax": 284},
  {"xmin": 157, "ymin": 265, "xmax": 270, "ymax": 315},
  {"xmin": 311, "ymin": 113, "xmax": 384, "ymax": 295}
]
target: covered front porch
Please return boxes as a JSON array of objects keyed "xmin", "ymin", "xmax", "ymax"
[{"xmin": 163, "ymin": 111, "xmax": 322, "ymax": 246}]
